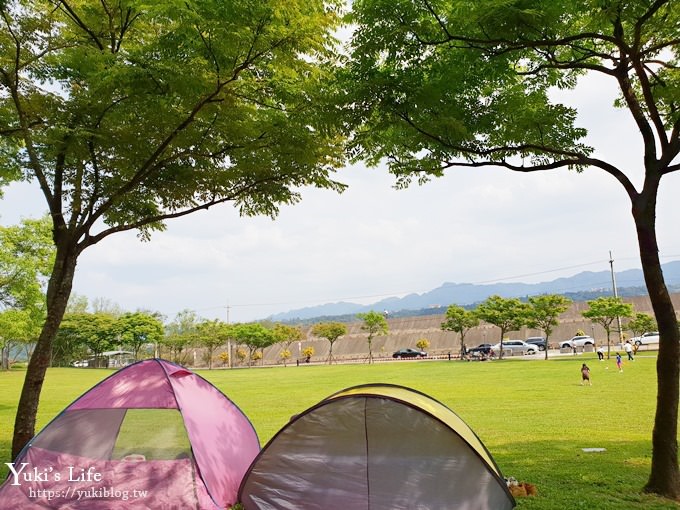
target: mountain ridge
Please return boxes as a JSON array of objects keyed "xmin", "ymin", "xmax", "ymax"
[{"xmin": 267, "ymin": 260, "xmax": 680, "ymax": 322}]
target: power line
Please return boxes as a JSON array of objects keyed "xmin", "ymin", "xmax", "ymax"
[
  {"xmin": 469, "ymin": 260, "xmax": 605, "ymax": 284},
  {"xmin": 184, "ymin": 255, "xmax": 680, "ymax": 319},
  {"xmin": 200, "ymin": 257, "xmax": 675, "ymax": 311}
]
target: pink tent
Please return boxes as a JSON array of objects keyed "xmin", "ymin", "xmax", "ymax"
[{"xmin": 0, "ymin": 359, "xmax": 260, "ymax": 509}]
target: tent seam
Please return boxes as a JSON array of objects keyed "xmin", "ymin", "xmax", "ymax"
[
  {"xmin": 107, "ymin": 408, "xmax": 128, "ymax": 460},
  {"xmin": 326, "ymin": 384, "xmax": 516, "ymax": 505},
  {"xmin": 157, "ymin": 359, "xmax": 214, "ymax": 509},
  {"xmin": 364, "ymin": 397, "xmax": 371, "ymax": 510}
]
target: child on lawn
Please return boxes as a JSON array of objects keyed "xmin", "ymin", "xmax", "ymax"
[{"xmin": 581, "ymin": 363, "xmax": 591, "ymax": 385}]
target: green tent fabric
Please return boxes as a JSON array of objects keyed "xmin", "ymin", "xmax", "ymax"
[{"xmin": 238, "ymin": 383, "xmax": 515, "ymax": 510}]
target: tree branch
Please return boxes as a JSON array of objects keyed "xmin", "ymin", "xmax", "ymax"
[
  {"xmin": 614, "ymin": 54, "xmax": 658, "ymax": 162},
  {"xmin": 55, "ymin": 0, "xmax": 104, "ymax": 51},
  {"xmin": 419, "ymin": 0, "xmax": 452, "ymax": 40},
  {"xmin": 631, "ymin": 56, "xmax": 668, "ymax": 149},
  {"xmin": 626, "ymin": 3, "xmax": 670, "ymax": 150},
  {"xmin": 633, "ymin": 0, "xmax": 669, "ymax": 50},
  {"xmin": 395, "ymin": 109, "xmax": 585, "ymax": 162},
  {"xmin": 83, "ymin": 24, "xmax": 299, "ymax": 233},
  {"xmin": 78, "ymin": 174, "xmax": 294, "ymax": 250},
  {"xmin": 392, "ymin": 108, "xmax": 639, "ymax": 201},
  {"xmin": 641, "ymin": 38, "xmax": 680, "ymax": 57}
]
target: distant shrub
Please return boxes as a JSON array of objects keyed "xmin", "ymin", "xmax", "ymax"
[
  {"xmin": 416, "ymin": 338, "xmax": 430, "ymax": 351},
  {"xmin": 218, "ymin": 351, "xmax": 229, "ymax": 366},
  {"xmin": 236, "ymin": 348, "xmax": 247, "ymax": 364}
]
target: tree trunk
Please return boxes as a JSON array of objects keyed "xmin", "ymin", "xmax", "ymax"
[
  {"xmin": 11, "ymin": 246, "xmax": 77, "ymax": 459},
  {"xmin": 635, "ymin": 191, "xmax": 680, "ymax": 499},
  {"xmin": 1, "ymin": 344, "xmax": 9, "ymax": 370}
]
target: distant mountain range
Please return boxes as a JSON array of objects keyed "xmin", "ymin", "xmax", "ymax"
[{"xmin": 268, "ymin": 260, "xmax": 680, "ymax": 322}]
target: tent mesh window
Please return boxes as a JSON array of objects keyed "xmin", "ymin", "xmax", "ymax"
[
  {"xmin": 30, "ymin": 408, "xmax": 193, "ymax": 462},
  {"xmin": 112, "ymin": 409, "xmax": 193, "ymax": 461}
]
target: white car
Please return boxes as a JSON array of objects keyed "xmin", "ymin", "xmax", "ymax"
[
  {"xmin": 491, "ymin": 340, "xmax": 539, "ymax": 355},
  {"xmin": 631, "ymin": 331, "xmax": 659, "ymax": 346},
  {"xmin": 560, "ymin": 335, "xmax": 596, "ymax": 349}
]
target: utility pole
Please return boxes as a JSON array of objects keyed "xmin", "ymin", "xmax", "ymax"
[
  {"xmin": 609, "ymin": 251, "xmax": 624, "ymax": 345},
  {"xmin": 226, "ymin": 303, "xmax": 232, "ymax": 369}
]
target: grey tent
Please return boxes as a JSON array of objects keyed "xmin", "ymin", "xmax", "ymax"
[{"xmin": 238, "ymin": 383, "xmax": 515, "ymax": 510}]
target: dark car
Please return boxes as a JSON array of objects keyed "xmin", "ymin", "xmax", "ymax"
[
  {"xmin": 525, "ymin": 337, "xmax": 547, "ymax": 351},
  {"xmin": 392, "ymin": 348, "xmax": 427, "ymax": 358},
  {"xmin": 466, "ymin": 344, "xmax": 493, "ymax": 356}
]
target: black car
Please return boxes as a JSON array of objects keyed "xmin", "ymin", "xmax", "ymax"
[
  {"xmin": 466, "ymin": 344, "xmax": 493, "ymax": 355},
  {"xmin": 525, "ymin": 337, "xmax": 547, "ymax": 351},
  {"xmin": 392, "ymin": 348, "xmax": 427, "ymax": 358}
]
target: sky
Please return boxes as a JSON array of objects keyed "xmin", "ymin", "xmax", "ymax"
[{"xmin": 2, "ymin": 74, "xmax": 680, "ymax": 324}]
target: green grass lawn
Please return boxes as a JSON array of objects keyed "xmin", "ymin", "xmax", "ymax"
[{"xmin": 1, "ymin": 354, "xmax": 679, "ymax": 509}]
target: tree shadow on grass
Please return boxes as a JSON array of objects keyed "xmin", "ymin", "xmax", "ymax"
[{"xmin": 492, "ymin": 439, "xmax": 678, "ymax": 510}]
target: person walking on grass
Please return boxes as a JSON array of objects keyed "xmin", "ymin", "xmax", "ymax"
[
  {"xmin": 581, "ymin": 363, "xmax": 592, "ymax": 386},
  {"xmin": 616, "ymin": 352, "xmax": 623, "ymax": 372},
  {"xmin": 624, "ymin": 340, "xmax": 634, "ymax": 361}
]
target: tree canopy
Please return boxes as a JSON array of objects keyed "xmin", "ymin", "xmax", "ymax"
[
  {"xmin": 272, "ymin": 323, "xmax": 303, "ymax": 366},
  {"xmin": 0, "ymin": 216, "xmax": 53, "ymax": 311},
  {"xmin": 163, "ymin": 309, "xmax": 200, "ymax": 364},
  {"xmin": 440, "ymin": 304, "xmax": 479, "ymax": 356},
  {"xmin": 526, "ymin": 294, "xmax": 572, "ymax": 360},
  {"xmin": 627, "ymin": 312, "xmax": 658, "ymax": 339},
  {"xmin": 0, "ymin": 308, "xmax": 41, "ymax": 369},
  {"xmin": 311, "ymin": 321, "xmax": 347, "ymax": 363},
  {"xmin": 0, "ymin": 216, "xmax": 54, "ymax": 369},
  {"xmin": 1, "ymin": 0, "xmax": 346, "ymax": 458},
  {"xmin": 344, "ymin": 0, "xmax": 678, "ymax": 182},
  {"xmin": 273, "ymin": 323, "xmax": 304, "ymax": 349},
  {"xmin": 475, "ymin": 295, "xmax": 528, "ymax": 356},
  {"xmin": 357, "ymin": 311, "xmax": 388, "ymax": 363},
  {"xmin": 118, "ymin": 311, "xmax": 164, "ymax": 360},
  {"xmin": 582, "ymin": 296, "xmax": 634, "ymax": 356},
  {"xmin": 231, "ymin": 323, "xmax": 276, "ymax": 366},
  {"xmin": 56, "ymin": 312, "xmax": 118, "ymax": 365},
  {"xmin": 194, "ymin": 319, "xmax": 231, "ymax": 369},
  {"xmin": 344, "ymin": 0, "xmax": 680, "ymax": 497}
]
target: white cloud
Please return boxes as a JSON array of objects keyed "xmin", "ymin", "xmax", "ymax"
[{"xmin": 2, "ymin": 74, "xmax": 680, "ymax": 323}]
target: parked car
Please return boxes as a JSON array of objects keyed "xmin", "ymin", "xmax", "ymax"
[
  {"xmin": 491, "ymin": 340, "xmax": 539, "ymax": 355},
  {"xmin": 560, "ymin": 335, "xmax": 595, "ymax": 349},
  {"xmin": 466, "ymin": 344, "xmax": 493, "ymax": 356},
  {"xmin": 631, "ymin": 331, "xmax": 659, "ymax": 346},
  {"xmin": 392, "ymin": 348, "xmax": 427, "ymax": 358},
  {"xmin": 525, "ymin": 337, "xmax": 547, "ymax": 351}
]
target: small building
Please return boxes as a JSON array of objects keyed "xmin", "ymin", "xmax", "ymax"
[
  {"xmin": 74, "ymin": 350, "xmax": 135, "ymax": 368},
  {"xmin": 101, "ymin": 350, "xmax": 135, "ymax": 368}
]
